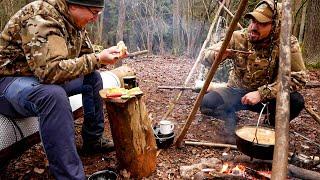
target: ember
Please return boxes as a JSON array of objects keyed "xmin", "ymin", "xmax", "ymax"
[{"xmin": 220, "ymin": 163, "xmax": 246, "ymax": 176}]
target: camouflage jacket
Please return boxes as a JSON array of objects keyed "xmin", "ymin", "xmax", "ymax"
[
  {"xmin": 0, "ymin": 0, "xmax": 100, "ymax": 84},
  {"xmin": 203, "ymin": 29, "xmax": 307, "ymax": 101}
]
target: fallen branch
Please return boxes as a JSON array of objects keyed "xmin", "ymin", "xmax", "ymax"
[
  {"xmin": 158, "ymin": 86, "xmax": 193, "ymax": 90},
  {"xmin": 305, "ymin": 81, "xmax": 320, "ymax": 89},
  {"xmin": 304, "ymin": 105, "xmax": 320, "ymax": 126},
  {"xmin": 288, "ymin": 164, "xmax": 320, "ymax": 180},
  {"xmin": 127, "ymin": 50, "xmax": 148, "ymax": 58},
  {"xmin": 185, "ymin": 141, "xmax": 237, "ymax": 149},
  {"xmin": 226, "ymin": 155, "xmax": 320, "ymax": 180}
]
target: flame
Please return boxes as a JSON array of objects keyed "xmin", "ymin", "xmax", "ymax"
[
  {"xmin": 220, "ymin": 163, "xmax": 246, "ymax": 176},
  {"xmin": 231, "ymin": 164, "xmax": 246, "ymax": 175},
  {"xmin": 220, "ymin": 163, "xmax": 230, "ymax": 173}
]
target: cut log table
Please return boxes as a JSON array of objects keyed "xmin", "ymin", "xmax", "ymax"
[{"xmin": 103, "ymin": 94, "xmax": 157, "ymax": 178}]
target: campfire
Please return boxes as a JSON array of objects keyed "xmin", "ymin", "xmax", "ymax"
[{"xmin": 218, "ymin": 162, "xmax": 272, "ymax": 179}]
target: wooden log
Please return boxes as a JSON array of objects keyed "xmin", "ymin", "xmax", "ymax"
[
  {"xmin": 305, "ymin": 81, "xmax": 320, "ymax": 88},
  {"xmin": 304, "ymin": 105, "xmax": 320, "ymax": 125},
  {"xmin": 175, "ymin": 0, "xmax": 249, "ymax": 147},
  {"xmin": 288, "ymin": 164, "xmax": 320, "ymax": 180},
  {"xmin": 272, "ymin": 1, "xmax": 292, "ymax": 179},
  {"xmin": 158, "ymin": 86, "xmax": 193, "ymax": 90},
  {"xmin": 127, "ymin": 50, "xmax": 148, "ymax": 58},
  {"xmin": 184, "ymin": 140, "xmax": 237, "ymax": 149},
  {"xmin": 225, "ymin": 155, "xmax": 320, "ymax": 180},
  {"xmin": 104, "ymin": 95, "xmax": 157, "ymax": 178}
]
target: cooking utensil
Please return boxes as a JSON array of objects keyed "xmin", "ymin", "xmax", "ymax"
[
  {"xmin": 235, "ymin": 125, "xmax": 275, "ymax": 160},
  {"xmin": 236, "ymin": 103, "xmax": 275, "ymax": 160}
]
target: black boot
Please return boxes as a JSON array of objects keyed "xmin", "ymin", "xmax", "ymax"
[{"xmin": 82, "ymin": 137, "xmax": 115, "ymax": 154}]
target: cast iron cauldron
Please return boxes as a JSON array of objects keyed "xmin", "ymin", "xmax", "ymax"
[
  {"xmin": 235, "ymin": 125, "xmax": 275, "ymax": 160},
  {"xmin": 87, "ymin": 170, "xmax": 117, "ymax": 180}
]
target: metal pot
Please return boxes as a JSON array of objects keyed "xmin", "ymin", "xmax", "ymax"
[
  {"xmin": 235, "ymin": 125, "xmax": 275, "ymax": 160},
  {"xmin": 87, "ymin": 169, "xmax": 117, "ymax": 180}
]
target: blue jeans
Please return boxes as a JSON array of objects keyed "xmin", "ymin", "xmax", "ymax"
[
  {"xmin": 0, "ymin": 71, "xmax": 104, "ymax": 180},
  {"xmin": 200, "ymin": 87, "xmax": 305, "ymax": 134}
]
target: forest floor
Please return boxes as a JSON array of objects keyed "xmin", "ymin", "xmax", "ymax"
[{"xmin": 1, "ymin": 55, "xmax": 320, "ymax": 179}]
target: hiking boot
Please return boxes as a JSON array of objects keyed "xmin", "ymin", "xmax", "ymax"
[{"xmin": 82, "ymin": 137, "xmax": 115, "ymax": 154}]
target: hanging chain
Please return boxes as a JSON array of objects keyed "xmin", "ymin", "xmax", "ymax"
[
  {"xmin": 262, "ymin": 0, "xmax": 278, "ymax": 125},
  {"xmin": 265, "ymin": 0, "xmax": 278, "ymax": 95}
]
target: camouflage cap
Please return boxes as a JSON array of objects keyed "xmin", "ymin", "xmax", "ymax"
[
  {"xmin": 66, "ymin": 0, "xmax": 105, "ymax": 8},
  {"xmin": 245, "ymin": 1, "xmax": 274, "ymax": 23}
]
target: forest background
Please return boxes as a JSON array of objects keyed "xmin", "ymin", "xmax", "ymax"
[{"xmin": 1, "ymin": 0, "xmax": 319, "ymax": 65}]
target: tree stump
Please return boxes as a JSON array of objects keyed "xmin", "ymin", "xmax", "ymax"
[{"xmin": 104, "ymin": 94, "xmax": 157, "ymax": 178}]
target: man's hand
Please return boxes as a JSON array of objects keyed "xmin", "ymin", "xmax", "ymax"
[
  {"xmin": 97, "ymin": 46, "xmax": 128, "ymax": 65},
  {"xmin": 211, "ymin": 46, "xmax": 234, "ymax": 61},
  {"xmin": 241, "ymin": 91, "xmax": 261, "ymax": 105}
]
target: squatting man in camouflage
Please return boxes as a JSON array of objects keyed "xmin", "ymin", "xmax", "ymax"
[
  {"xmin": 200, "ymin": 0, "xmax": 308, "ymax": 144},
  {"xmin": 0, "ymin": 0, "xmax": 126, "ymax": 179}
]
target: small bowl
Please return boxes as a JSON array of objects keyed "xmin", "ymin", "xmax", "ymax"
[
  {"xmin": 87, "ymin": 170, "xmax": 117, "ymax": 180},
  {"xmin": 153, "ymin": 126, "xmax": 175, "ymax": 149}
]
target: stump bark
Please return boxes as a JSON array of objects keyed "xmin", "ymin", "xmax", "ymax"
[{"xmin": 104, "ymin": 95, "xmax": 157, "ymax": 178}]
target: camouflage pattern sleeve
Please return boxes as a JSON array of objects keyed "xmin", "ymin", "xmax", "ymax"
[
  {"xmin": 290, "ymin": 36, "xmax": 308, "ymax": 91},
  {"xmin": 202, "ymin": 41, "xmax": 224, "ymax": 67},
  {"xmin": 21, "ymin": 15, "xmax": 100, "ymax": 84},
  {"xmin": 79, "ymin": 31, "xmax": 95, "ymax": 56},
  {"xmin": 257, "ymin": 36, "xmax": 307, "ymax": 100},
  {"xmin": 202, "ymin": 34, "xmax": 235, "ymax": 67}
]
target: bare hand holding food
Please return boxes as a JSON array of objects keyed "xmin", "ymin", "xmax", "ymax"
[{"xmin": 97, "ymin": 41, "xmax": 128, "ymax": 65}]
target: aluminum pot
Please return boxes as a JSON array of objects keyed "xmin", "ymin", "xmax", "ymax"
[{"xmin": 235, "ymin": 125, "xmax": 275, "ymax": 160}]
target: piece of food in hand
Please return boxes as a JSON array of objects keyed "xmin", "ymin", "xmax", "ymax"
[{"xmin": 117, "ymin": 41, "xmax": 127, "ymax": 57}]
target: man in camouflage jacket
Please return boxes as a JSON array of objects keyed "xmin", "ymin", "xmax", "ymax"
[
  {"xmin": 0, "ymin": 0, "xmax": 125, "ymax": 179},
  {"xmin": 200, "ymin": 0, "xmax": 307, "ymax": 144}
]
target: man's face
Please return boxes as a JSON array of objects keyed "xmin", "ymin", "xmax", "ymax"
[
  {"xmin": 248, "ymin": 18, "xmax": 272, "ymax": 43},
  {"xmin": 68, "ymin": 4, "xmax": 103, "ymax": 28}
]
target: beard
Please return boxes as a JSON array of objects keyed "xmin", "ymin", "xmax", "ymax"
[{"xmin": 248, "ymin": 30, "xmax": 271, "ymax": 46}]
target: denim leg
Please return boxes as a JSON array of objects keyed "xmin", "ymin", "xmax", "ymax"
[
  {"xmin": 200, "ymin": 87, "xmax": 247, "ymax": 134},
  {"xmin": 63, "ymin": 71, "xmax": 104, "ymax": 142},
  {"xmin": 0, "ymin": 77, "xmax": 22, "ymax": 118},
  {"xmin": 82, "ymin": 71, "xmax": 104, "ymax": 142},
  {"xmin": 29, "ymin": 85, "xmax": 85, "ymax": 180},
  {"xmin": 2, "ymin": 77, "xmax": 85, "ymax": 180}
]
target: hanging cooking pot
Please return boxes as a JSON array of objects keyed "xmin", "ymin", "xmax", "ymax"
[{"xmin": 235, "ymin": 125, "xmax": 275, "ymax": 160}]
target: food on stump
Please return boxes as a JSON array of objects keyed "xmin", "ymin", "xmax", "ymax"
[{"xmin": 99, "ymin": 87, "xmax": 143, "ymax": 99}]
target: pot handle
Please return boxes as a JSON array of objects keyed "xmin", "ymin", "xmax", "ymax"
[{"xmin": 253, "ymin": 102, "xmax": 268, "ymax": 144}]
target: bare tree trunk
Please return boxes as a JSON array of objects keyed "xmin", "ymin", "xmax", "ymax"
[
  {"xmin": 298, "ymin": 3, "xmax": 307, "ymax": 43},
  {"xmin": 114, "ymin": 0, "xmax": 126, "ymax": 68},
  {"xmin": 96, "ymin": 15, "xmax": 104, "ymax": 44},
  {"xmin": 303, "ymin": 0, "xmax": 320, "ymax": 64},
  {"xmin": 272, "ymin": 1, "xmax": 292, "ymax": 179},
  {"xmin": 172, "ymin": 0, "xmax": 181, "ymax": 55},
  {"xmin": 116, "ymin": 0, "xmax": 126, "ymax": 42},
  {"xmin": 292, "ymin": 0, "xmax": 302, "ymax": 37}
]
